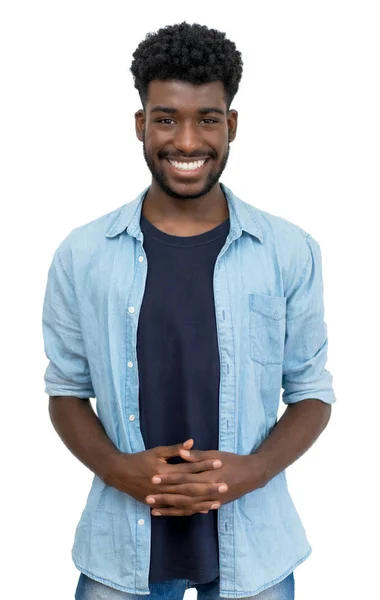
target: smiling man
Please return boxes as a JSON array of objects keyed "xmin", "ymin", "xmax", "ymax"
[{"xmin": 42, "ymin": 21, "xmax": 336, "ymax": 600}]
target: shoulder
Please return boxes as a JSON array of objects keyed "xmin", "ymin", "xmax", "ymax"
[
  {"xmin": 241, "ymin": 199, "xmax": 320, "ymax": 294},
  {"xmin": 249, "ymin": 200, "xmax": 313, "ymax": 244},
  {"xmin": 53, "ymin": 203, "xmax": 126, "ymax": 272}
]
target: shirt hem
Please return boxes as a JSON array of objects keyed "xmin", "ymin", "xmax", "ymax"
[
  {"xmin": 72, "ymin": 557, "xmax": 151, "ymax": 595},
  {"xmin": 73, "ymin": 545, "xmax": 311, "ymax": 597},
  {"xmin": 219, "ymin": 545, "xmax": 312, "ymax": 598}
]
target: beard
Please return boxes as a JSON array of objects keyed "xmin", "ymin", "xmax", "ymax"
[{"xmin": 142, "ymin": 135, "xmax": 230, "ymax": 200}]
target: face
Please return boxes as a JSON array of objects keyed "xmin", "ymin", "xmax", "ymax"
[{"xmin": 135, "ymin": 80, "xmax": 238, "ymax": 200}]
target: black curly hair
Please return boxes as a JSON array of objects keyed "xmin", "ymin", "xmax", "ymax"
[{"xmin": 130, "ymin": 22, "xmax": 243, "ymax": 111}]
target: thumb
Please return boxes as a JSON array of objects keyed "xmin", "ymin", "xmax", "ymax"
[{"xmin": 155, "ymin": 438, "xmax": 194, "ymax": 460}]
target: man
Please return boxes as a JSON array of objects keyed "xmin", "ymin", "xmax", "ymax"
[{"xmin": 42, "ymin": 22, "xmax": 336, "ymax": 600}]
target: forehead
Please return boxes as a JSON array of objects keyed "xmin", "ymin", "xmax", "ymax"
[{"xmin": 146, "ymin": 80, "xmax": 226, "ymax": 113}]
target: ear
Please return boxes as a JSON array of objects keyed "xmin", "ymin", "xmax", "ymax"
[
  {"xmin": 135, "ymin": 109, "xmax": 145, "ymax": 142},
  {"xmin": 227, "ymin": 109, "xmax": 238, "ymax": 143}
]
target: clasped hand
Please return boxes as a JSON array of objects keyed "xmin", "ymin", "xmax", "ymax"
[{"xmin": 146, "ymin": 440, "xmax": 263, "ymax": 517}]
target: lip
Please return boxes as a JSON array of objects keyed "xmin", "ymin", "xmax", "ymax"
[
  {"xmin": 166, "ymin": 157, "xmax": 210, "ymax": 162},
  {"xmin": 165, "ymin": 157, "xmax": 210, "ymax": 177}
]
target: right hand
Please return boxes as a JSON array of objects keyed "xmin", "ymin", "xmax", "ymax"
[{"xmin": 107, "ymin": 439, "xmax": 225, "ymax": 514}]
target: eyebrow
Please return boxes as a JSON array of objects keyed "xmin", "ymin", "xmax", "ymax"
[{"xmin": 150, "ymin": 105, "xmax": 225, "ymax": 116}]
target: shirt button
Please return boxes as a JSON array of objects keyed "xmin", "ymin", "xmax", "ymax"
[
  {"xmin": 138, "ymin": 519, "xmax": 145, "ymax": 526},
  {"xmin": 128, "ymin": 306, "xmax": 135, "ymax": 313},
  {"xmin": 129, "ymin": 415, "xmax": 135, "ymax": 421},
  {"xmin": 127, "ymin": 361, "xmax": 133, "ymax": 368},
  {"xmin": 138, "ymin": 256, "xmax": 144, "ymax": 262}
]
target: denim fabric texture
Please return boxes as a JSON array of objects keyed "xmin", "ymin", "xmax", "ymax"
[
  {"xmin": 42, "ymin": 182, "xmax": 336, "ymax": 598},
  {"xmin": 75, "ymin": 572, "xmax": 295, "ymax": 600}
]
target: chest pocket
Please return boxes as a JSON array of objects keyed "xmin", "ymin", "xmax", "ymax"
[{"xmin": 249, "ymin": 293, "xmax": 287, "ymax": 365}]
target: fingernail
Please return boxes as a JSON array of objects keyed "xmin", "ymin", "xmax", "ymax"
[
  {"xmin": 210, "ymin": 503, "xmax": 220, "ymax": 509},
  {"xmin": 152, "ymin": 511, "xmax": 162, "ymax": 516},
  {"xmin": 218, "ymin": 485, "xmax": 228, "ymax": 493},
  {"xmin": 181, "ymin": 450, "xmax": 190, "ymax": 456},
  {"xmin": 152, "ymin": 477, "xmax": 161, "ymax": 484},
  {"xmin": 200, "ymin": 511, "xmax": 208, "ymax": 514},
  {"xmin": 213, "ymin": 460, "xmax": 222, "ymax": 468},
  {"xmin": 146, "ymin": 497, "xmax": 155, "ymax": 504}
]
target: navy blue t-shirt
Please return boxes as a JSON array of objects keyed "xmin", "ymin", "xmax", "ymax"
[{"xmin": 136, "ymin": 210, "xmax": 230, "ymax": 583}]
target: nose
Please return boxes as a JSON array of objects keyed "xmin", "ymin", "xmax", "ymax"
[{"xmin": 173, "ymin": 122, "xmax": 203, "ymax": 155}]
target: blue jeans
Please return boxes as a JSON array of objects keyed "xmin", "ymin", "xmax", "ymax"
[{"xmin": 75, "ymin": 572, "xmax": 295, "ymax": 600}]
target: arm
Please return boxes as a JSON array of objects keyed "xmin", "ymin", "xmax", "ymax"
[
  {"xmin": 252, "ymin": 398, "xmax": 331, "ymax": 487},
  {"xmin": 43, "ymin": 244, "xmax": 122, "ymax": 482},
  {"xmin": 252, "ymin": 233, "xmax": 336, "ymax": 488},
  {"xmin": 49, "ymin": 396, "xmax": 122, "ymax": 483}
]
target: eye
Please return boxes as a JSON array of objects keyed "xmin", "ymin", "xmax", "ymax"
[
  {"xmin": 157, "ymin": 118, "xmax": 175, "ymax": 125},
  {"xmin": 155, "ymin": 118, "xmax": 219, "ymax": 125}
]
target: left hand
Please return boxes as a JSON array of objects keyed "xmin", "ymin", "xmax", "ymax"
[{"xmin": 146, "ymin": 447, "xmax": 265, "ymax": 517}]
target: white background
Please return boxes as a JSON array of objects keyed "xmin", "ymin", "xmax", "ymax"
[{"xmin": 1, "ymin": 1, "xmax": 379, "ymax": 598}]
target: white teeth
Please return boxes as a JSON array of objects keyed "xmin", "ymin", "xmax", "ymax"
[{"xmin": 168, "ymin": 159, "xmax": 206, "ymax": 171}]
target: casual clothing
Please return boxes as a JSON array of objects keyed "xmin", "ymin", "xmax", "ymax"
[
  {"xmin": 138, "ymin": 213, "xmax": 229, "ymax": 582},
  {"xmin": 42, "ymin": 182, "xmax": 336, "ymax": 598}
]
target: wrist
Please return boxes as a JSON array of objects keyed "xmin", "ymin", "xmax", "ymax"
[
  {"xmin": 247, "ymin": 452, "xmax": 270, "ymax": 490},
  {"xmin": 100, "ymin": 450, "xmax": 125, "ymax": 486}
]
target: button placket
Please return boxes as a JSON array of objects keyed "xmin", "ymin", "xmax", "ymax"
[{"xmin": 126, "ymin": 245, "xmax": 147, "ymax": 459}]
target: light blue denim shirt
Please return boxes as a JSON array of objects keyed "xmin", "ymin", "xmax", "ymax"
[{"xmin": 42, "ymin": 182, "xmax": 336, "ymax": 597}]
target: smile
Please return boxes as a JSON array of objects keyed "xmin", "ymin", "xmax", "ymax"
[{"xmin": 167, "ymin": 159, "xmax": 208, "ymax": 172}]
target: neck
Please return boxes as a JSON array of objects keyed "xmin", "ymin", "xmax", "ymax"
[{"xmin": 142, "ymin": 180, "xmax": 229, "ymax": 226}]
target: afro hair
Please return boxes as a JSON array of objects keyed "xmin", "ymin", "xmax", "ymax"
[{"xmin": 130, "ymin": 22, "xmax": 243, "ymax": 111}]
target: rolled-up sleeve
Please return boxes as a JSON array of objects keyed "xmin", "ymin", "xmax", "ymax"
[
  {"xmin": 42, "ymin": 245, "xmax": 95, "ymax": 398},
  {"xmin": 282, "ymin": 234, "xmax": 336, "ymax": 405}
]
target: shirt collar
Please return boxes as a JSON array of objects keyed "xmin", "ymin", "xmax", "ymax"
[{"xmin": 105, "ymin": 182, "xmax": 263, "ymax": 243}]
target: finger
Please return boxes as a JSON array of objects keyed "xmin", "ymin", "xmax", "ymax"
[
  {"xmin": 157, "ymin": 481, "xmax": 228, "ymax": 495},
  {"xmin": 147, "ymin": 482, "xmax": 228, "ymax": 500},
  {"xmin": 155, "ymin": 440, "xmax": 194, "ymax": 460},
  {"xmin": 152, "ymin": 459, "xmax": 223, "ymax": 482},
  {"xmin": 151, "ymin": 500, "xmax": 220, "ymax": 517},
  {"xmin": 147, "ymin": 492, "xmax": 225, "ymax": 507},
  {"xmin": 178, "ymin": 448, "xmax": 205, "ymax": 461},
  {"xmin": 147, "ymin": 493, "xmax": 193, "ymax": 508},
  {"xmin": 170, "ymin": 459, "xmax": 223, "ymax": 474}
]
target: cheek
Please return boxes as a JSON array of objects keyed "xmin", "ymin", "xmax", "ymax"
[
  {"xmin": 211, "ymin": 136, "xmax": 228, "ymax": 155},
  {"xmin": 147, "ymin": 129, "xmax": 171, "ymax": 147}
]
